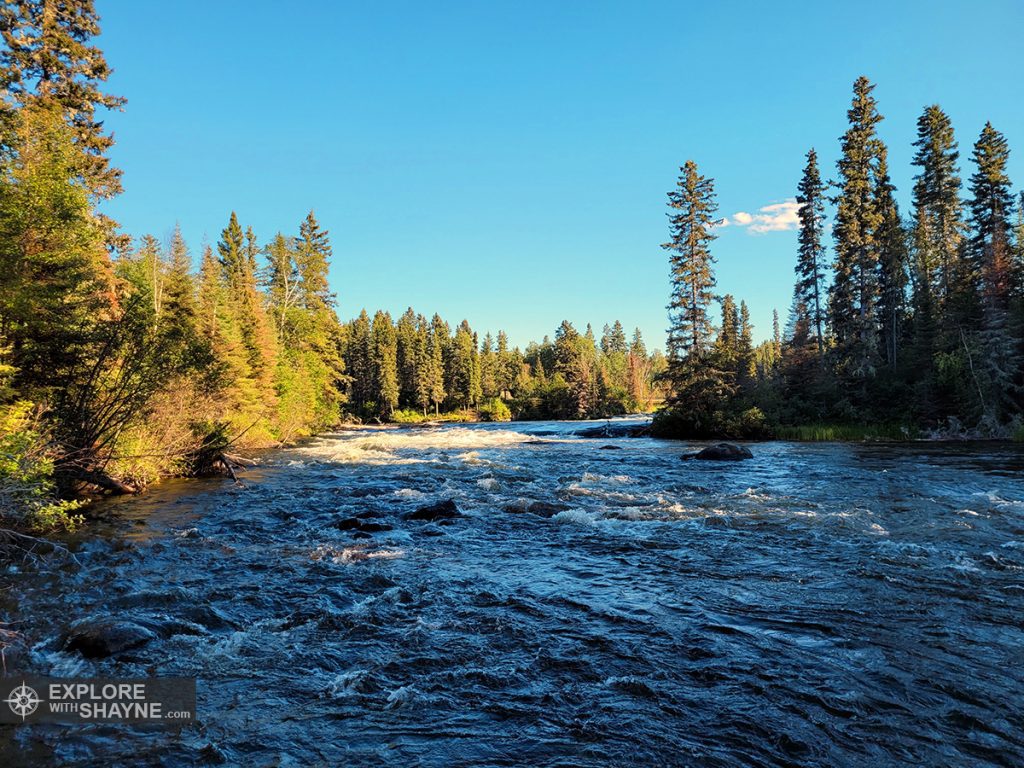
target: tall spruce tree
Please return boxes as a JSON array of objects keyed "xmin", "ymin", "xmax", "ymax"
[
  {"xmin": 831, "ymin": 76, "xmax": 885, "ymax": 381},
  {"xmin": 370, "ymin": 310, "xmax": 398, "ymax": 418},
  {"xmin": 967, "ymin": 122, "xmax": 1018, "ymax": 422},
  {"xmin": 0, "ymin": 0, "xmax": 125, "ymax": 199},
  {"xmin": 794, "ymin": 148, "xmax": 828, "ymax": 356},
  {"xmin": 874, "ymin": 147, "xmax": 909, "ymax": 370},
  {"xmin": 911, "ymin": 105, "xmax": 964, "ymax": 314}
]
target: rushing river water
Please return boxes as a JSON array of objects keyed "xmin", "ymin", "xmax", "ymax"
[{"xmin": 3, "ymin": 420, "xmax": 1024, "ymax": 766}]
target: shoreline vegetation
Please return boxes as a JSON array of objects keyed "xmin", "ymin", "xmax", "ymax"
[{"xmin": 1, "ymin": 4, "xmax": 1023, "ymax": 538}]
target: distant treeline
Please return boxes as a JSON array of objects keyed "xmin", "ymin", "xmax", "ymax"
[
  {"xmin": 656, "ymin": 77, "xmax": 1024, "ymax": 440},
  {"xmin": 343, "ymin": 311, "xmax": 665, "ymax": 422}
]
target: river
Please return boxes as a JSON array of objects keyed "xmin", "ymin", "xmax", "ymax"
[{"xmin": 3, "ymin": 419, "xmax": 1024, "ymax": 766}]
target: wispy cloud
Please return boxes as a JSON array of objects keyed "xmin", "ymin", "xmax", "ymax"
[{"xmin": 718, "ymin": 198, "xmax": 801, "ymax": 234}]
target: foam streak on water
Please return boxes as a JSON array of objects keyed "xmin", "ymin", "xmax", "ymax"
[{"xmin": 3, "ymin": 420, "xmax": 1024, "ymax": 766}]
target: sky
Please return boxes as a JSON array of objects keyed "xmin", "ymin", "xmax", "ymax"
[{"xmin": 96, "ymin": 0, "xmax": 1024, "ymax": 349}]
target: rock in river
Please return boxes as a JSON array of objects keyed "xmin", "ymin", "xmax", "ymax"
[
  {"xmin": 64, "ymin": 619, "xmax": 157, "ymax": 658},
  {"xmin": 406, "ymin": 499, "xmax": 462, "ymax": 521},
  {"xmin": 682, "ymin": 443, "xmax": 753, "ymax": 461}
]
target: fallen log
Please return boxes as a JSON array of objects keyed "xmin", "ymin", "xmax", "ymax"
[{"xmin": 67, "ymin": 469, "xmax": 139, "ymax": 495}]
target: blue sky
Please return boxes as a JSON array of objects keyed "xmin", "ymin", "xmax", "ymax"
[{"xmin": 97, "ymin": 1, "xmax": 1024, "ymax": 348}]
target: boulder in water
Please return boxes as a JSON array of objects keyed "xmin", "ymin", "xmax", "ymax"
[
  {"xmin": 64, "ymin": 619, "xmax": 156, "ymax": 658},
  {"xmin": 682, "ymin": 443, "xmax": 753, "ymax": 461},
  {"xmin": 406, "ymin": 499, "xmax": 461, "ymax": 521}
]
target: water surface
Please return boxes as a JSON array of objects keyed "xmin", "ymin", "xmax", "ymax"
[{"xmin": 3, "ymin": 420, "xmax": 1024, "ymax": 766}]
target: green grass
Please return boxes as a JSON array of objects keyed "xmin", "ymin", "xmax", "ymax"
[
  {"xmin": 774, "ymin": 423, "xmax": 918, "ymax": 441},
  {"xmin": 391, "ymin": 409, "xmax": 477, "ymax": 424},
  {"xmin": 1013, "ymin": 424, "xmax": 1024, "ymax": 443}
]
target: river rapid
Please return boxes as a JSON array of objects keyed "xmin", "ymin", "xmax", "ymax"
[{"xmin": 3, "ymin": 419, "xmax": 1024, "ymax": 766}]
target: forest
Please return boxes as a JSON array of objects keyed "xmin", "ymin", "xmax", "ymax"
[
  {"xmin": 0, "ymin": 1, "xmax": 666, "ymax": 531},
  {"xmin": 654, "ymin": 76, "xmax": 1024, "ymax": 441},
  {"xmin": 1, "ymin": 2, "xmax": 1022, "ymax": 533}
]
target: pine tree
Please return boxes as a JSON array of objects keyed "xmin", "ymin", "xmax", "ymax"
[
  {"xmin": 425, "ymin": 315, "xmax": 447, "ymax": 414},
  {"xmin": 875, "ymin": 147, "xmax": 909, "ymax": 370},
  {"xmin": 265, "ymin": 232, "xmax": 300, "ymax": 344},
  {"xmin": 966, "ymin": 122, "xmax": 1018, "ymax": 422},
  {"xmin": 968, "ymin": 123, "xmax": 1015, "ymax": 308},
  {"xmin": 161, "ymin": 225, "xmax": 200, "ymax": 352},
  {"xmin": 0, "ymin": 0, "xmax": 126, "ymax": 198},
  {"xmin": 794, "ymin": 148, "xmax": 828, "ymax": 355},
  {"xmin": 911, "ymin": 105, "xmax": 964, "ymax": 313},
  {"xmin": 663, "ymin": 160, "xmax": 718, "ymax": 365},
  {"xmin": 395, "ymin": 308, "xmax": 419, "ymax": 408},
  {"xmin": 0, "ymin": 104, "xmax": 115, "ymax": 392},
  {"xmin": 714, "ymin": 294, "xmax": 739, "ymax": 366},
  {"xmin": 296, "ymin": 211, "xmax": 334, "ymax": 312},
  {"xmin": 345, "ymin": 310, "xmax": 373, "ymax": 410},
  {"xmin": 370, "ymin": 310, "xmax": 398, "ymax": 418},
  {"xmin": 738, "ymin": 301, "xmax": 755, "ymax": 383},
  {"xmin": 217, "ymin": 212, "xmax": 246, "ymax": 287},
  {"xmin": 451, "ymin": 320, "xmax": 479, "ymax": 409},
  {"xmin": 831, "ymin": 76, "xmax": 885, "ymax": 381}
]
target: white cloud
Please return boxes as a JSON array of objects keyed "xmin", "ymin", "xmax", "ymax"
[{"xmin": 725, "ymin": 198, "xmax": 800, "ymax": 234}]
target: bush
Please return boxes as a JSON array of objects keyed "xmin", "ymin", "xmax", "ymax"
[
  {"xmin": 0, "ymin": 402, "xmax": 85, "ymax": 531},
  {"xmin": 479, "ymin": 398, "xmax": 512, "ymax": 422}
]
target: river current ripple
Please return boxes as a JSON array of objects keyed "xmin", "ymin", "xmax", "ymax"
[{"xmin": 3, "ymin": 420, "xmax": 1024, "ymax": 766}]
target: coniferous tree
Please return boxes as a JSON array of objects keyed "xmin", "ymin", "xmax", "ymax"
[
  {"xmin": 795, "ymin": 148, "xmax": 828, "ymax": 356},
  {"xmin": 425, "ymin": 315, "xmax": 447, "ymax": 414},
  {"xmin": 0, "ymin": 104, "xmax": 115, "ymax": 393},
  {"xmin": 661, "ymin": 160, "xmax": 731, "ymax": 426},
  {"xmin": 966, "ymin": 123, "xmax": 1018, "ymax": 422},
  {"xmin": 0, "ymin": 0, "xmax": 126, "ymax": 199},
  {"xmin": 346, "ymin": 309, "xmax": 373, "ymax": 411},
  {"xmin": 265, "ymin": 232, "xmax": 300, "ymax": 344},
  {"xmin": 911, "ymin": 105, "xmax": 964, "ymax": 316},
  {"xmin": 874, "ymin": 148, "xmax": 909, "ymax": 370},
  {"xmin": 370, "ymin": 310, "xmax": 398, "ymax": 418},
  {"xmin": 831, "ymin": 76, "xmax": 886, "ymax": 382},
  {"xmin": 395, "ymin": 307, "xmax": 419, "ymax": 407}
]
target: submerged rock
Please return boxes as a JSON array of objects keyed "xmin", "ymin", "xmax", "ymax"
[
  {"xmin": 501, "ymin": 500, "xmax": 571, "ymax": 518},
  {"xmin": 64, "ymin": 619, "xmax": 156, "ymax": 658},
  {"xmin": 599, "ymin": 444, "xmax": 623, "ymax": 450},
  {"xmin": 682, "ymin": 443, "xmax": 753, "ymax": 461},
  {"xmin": 575, "ymin": 423, "xmax": 648, "ymax": 439},
  {"xmin": 406, "ymin": 499, "xmax": 461, "ymax": 521},
  {"xmin": 337, "ymin": 517, "xmax": 393, "ymax": 533}
]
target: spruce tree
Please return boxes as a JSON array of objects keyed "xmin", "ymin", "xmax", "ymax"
[
  {"xmin": 265, "ymin": 232, "xmax": 300, "ymax": 344},
  {"xmin": 0, "ymin": 0, "xmax": 125, "ymax": 198},
  {"xmin": 663, "ymin": 160, "xmax": 718, "ymax": 364},
  {"xmin": 967, "ymin": 122, "xmax": 1018, "ymax": 422},
  {"xmin": 395, "ymin": 308, "xmax": 419, "ymax": 408},
  {"xmin": 296, "ymin": 211, "xmax": 334, "ymax": 312},
  {"xmin": 795, "ymin": 148, "xmax": 828, "ymax": 355},
  {"xmin": 874, "ymin": 147, "xmax": 909, "ymax": 370},
  {"xmin": 345, "ymin": 310, "xmax": 373, "ymax": 411},
  {"xmin": 370, "ymin": 310, "xmax": 398, "ymax": 418},
  {"xmin": 831, "ymin": 76, "xmax": 885, "ymax": 381},
  {"xmin": 911, "ymin": 105, "xmax": 964, "ymax": 312},
  {"xmin": 425, "ymin": 315, "xmax": 447, "ymax": 414}
]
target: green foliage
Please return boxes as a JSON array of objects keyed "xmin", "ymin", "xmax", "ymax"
[
  {"xmin": 773, "ymin": 423, "xmax": 918, "ymax": 442},
  {"xmin": 0, "ymin": 402, "xmax": 84, "ymax": 531},
  {"xmin": 479, "ymin": 397, "xmax": 512, "ymax": 422}
]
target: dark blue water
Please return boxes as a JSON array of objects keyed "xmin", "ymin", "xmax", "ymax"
[{"xmin": 3, "ymin": 421, "xmax": 1024, "ymax": 766}]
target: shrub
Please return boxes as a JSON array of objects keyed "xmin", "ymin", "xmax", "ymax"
[
  {"xmin": 0, "ymin": 402, "xmax": 85, "ymax": 531},
  {"xmin": 479, "ymin": 398, "xmax": 512, "ymax": 422}
]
